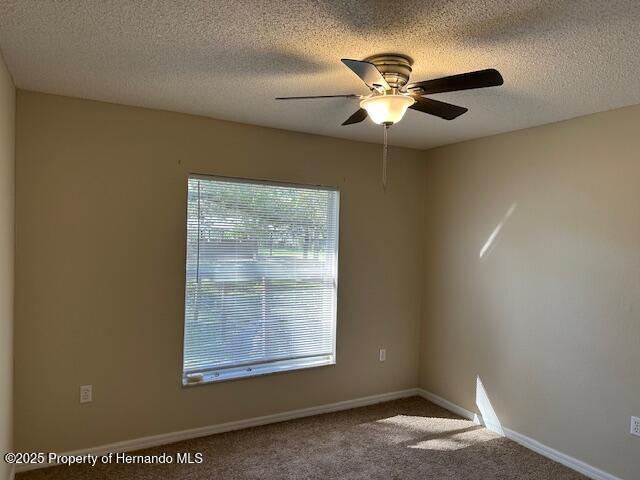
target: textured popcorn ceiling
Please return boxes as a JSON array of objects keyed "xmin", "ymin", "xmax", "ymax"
[{"xmin": 1, "ymin": 1, "xmax": 639, "ymax": 149}]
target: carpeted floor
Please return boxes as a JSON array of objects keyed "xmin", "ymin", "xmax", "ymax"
[{"xmin": 17, "ymin": 396, "xmax": 587, "ymax": 479}]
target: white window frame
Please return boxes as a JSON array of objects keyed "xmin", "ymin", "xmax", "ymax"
[{"xmin": 182, "ymin": 174, "xmax": 340, "ymax": 386}]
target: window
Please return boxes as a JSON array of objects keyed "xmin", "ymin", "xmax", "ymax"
[{"xmin": 182, "ymin": 175, "xmax": 339, "ymax": 385}]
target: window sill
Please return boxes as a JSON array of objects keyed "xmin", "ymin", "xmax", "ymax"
[{"xmin": 182, "ymin": 355, "xmax": 335, "ymax": 386}]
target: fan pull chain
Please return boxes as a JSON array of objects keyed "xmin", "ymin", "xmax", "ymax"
[{"xmin": 382, "ymin": 124, "xmax": 389, "ymax": 191}]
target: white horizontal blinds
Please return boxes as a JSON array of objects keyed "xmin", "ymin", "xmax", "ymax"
[{"xmin": 183, "ymin": 176, "xmax": 339, "ymax": 378}]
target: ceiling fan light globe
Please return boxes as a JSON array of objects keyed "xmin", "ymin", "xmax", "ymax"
[{"xmin": 360, "ymin": 95, "xmax": 415, "ymax": 125}]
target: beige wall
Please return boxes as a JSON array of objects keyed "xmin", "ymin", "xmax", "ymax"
[
  {"xmin": 420, "ymin": 105, "xmax": 640, "ymax": 479},
  {"xmin": 0, "ymin": 54, "xmax": 15, "ymax": 480},
  {"xmin": 14, "ymin": 91, "xmax": 424, "ymax": 453},
  {"xmin": 14, "ymin": 88, "xmax": 640, "ymax": 478}
]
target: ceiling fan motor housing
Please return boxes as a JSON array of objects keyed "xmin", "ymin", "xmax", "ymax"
[{"xmin": 364, "ymin": 54, "xmax": 414, "ymax": 90}]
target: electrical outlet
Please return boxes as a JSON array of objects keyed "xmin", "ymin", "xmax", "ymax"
[
  {"xmin": 80, "ymin": 385, "xmax": 92, "ymax": 404},
  {"xmin": 379, "ymin": 349, "xmax": 386, "ymax": 362},
  {"xmin": 631, "ymin": 416, "xmax": 640, "ymax": 437}
]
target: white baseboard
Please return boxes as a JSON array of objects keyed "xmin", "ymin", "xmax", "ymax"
[
  {"xmin": 416, "ymin": 388, "xmax": 623, "ymax": 480},
  {"xmin": 503, "ymin": 427, "xmax": 623, "ymax": 480},
  {"xmin": 15, "ymin": 388, "xmax": 419, "ymax": 473},
  {"xmin": 417, "ymin": 388, "xmax": 481, "ymax": 423}
]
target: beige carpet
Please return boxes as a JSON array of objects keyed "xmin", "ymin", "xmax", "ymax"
[{"xmin": 18, "ymin": 396, "xmax": 587, "ymax": 479}]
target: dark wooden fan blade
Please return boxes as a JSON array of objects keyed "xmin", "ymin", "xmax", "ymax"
[
  {"xmin": 407, "ymin": 69, "xmax": 503, "ymax": 95},
  {"xmin": 276, "ymin": 94, "xmax": 362, "ymax": 100},
  {"xmin": 341, "ymin": 59, "xmax": 390, "ymax": 91},
  {"xmin": 409, "ymin": 96, "xmax": 468, "ymax": 120},
  {"xmin": 342, "ymin": 108, "xmax": 368, "ymax": 125}
]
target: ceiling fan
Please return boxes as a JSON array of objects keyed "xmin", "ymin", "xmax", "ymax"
[
  {"xmin": 276, "ymin": 54, "xmax": 503, "ymax": 188},
  {"xmin": 277, "ymin": 54, "xmax": 503, "ymax": 125}
]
